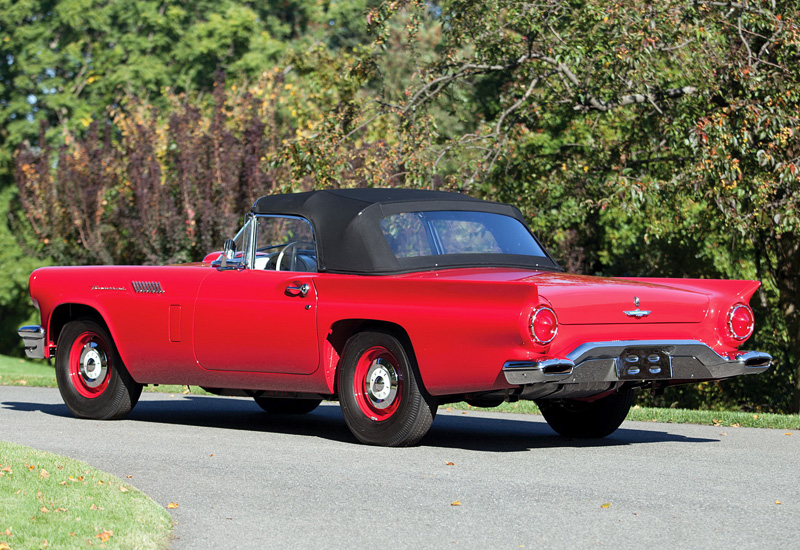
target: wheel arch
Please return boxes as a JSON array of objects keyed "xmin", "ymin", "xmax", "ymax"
[
  {"xmin": 324, "ymin": 319, "xmax": 418, "ymax": 395},
  {"xmin": 49, "ymin": 303, "xmax": 112, "ymax": 350}
]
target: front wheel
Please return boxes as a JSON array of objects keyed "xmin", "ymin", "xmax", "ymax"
[
  {"xmin": 537, "ymin": 389, "xmax": 635, "ymax": 438},
  {"xmin": 55, "ymin": 320, "xmax": 142, "ymax": 420},
  {"xmin": 338, "ymin": 331, "xmax": 437, "ymax": 446}
]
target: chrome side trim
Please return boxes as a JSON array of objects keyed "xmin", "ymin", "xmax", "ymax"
[
  {"xmin": 18, "ymin": 325, "xmax": 46, "ymax": 359},
  {"xmin": 503, "ymin": 340, "xmax": 772, "ymax": 387}
]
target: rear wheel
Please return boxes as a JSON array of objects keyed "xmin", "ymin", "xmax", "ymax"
[
  {"xmin": 55, "ymin": 320, "xmax": 142, "ymax": 420},
  {"xmin": 338, "ymin": 331, "xmax": 437, "ymax": 446},
  {"xmin": 253, "ymin": 397, "xmax": 321, "ymax": 414},
  {"xmin": 537, "ymin": 389, "xmax": 634, "ymax": 438}
]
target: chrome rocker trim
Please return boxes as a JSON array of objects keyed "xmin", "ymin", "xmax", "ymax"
[
  {"xmin": 503, "ymin": 340, "xmax": 771, "ymax": 386},
  {"xmin": 18, "ymin": 325, "xmax": 46, "ymax": 359}
]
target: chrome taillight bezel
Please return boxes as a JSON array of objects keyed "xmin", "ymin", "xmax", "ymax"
[
  {"xmin": 727, "ymin": 304, "xmax": 755, "ymax": 341},
  {"xmin": 530, "ymin": 306, "xmax": 558, "ymax": 345}
]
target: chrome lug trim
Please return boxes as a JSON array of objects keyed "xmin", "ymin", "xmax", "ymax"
[
  {"xmin": 79, "ymin": 341, "xmax": 108, "ymax": 387},
  {"xmin": 18, "ymin": 325, "xmax": 46, "ymax": 359},
  {"xmin": 365, "ymin": 358, "xmax": 399, "ymax": 409}
]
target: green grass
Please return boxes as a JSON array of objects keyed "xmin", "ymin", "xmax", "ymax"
[
  {"xmin": 0, "ymin": 355, "xmax": 209, "ymax": 395},
  {"xmin": 0, "ymin": 355, "xmax": 57, "ymax": 388},
  {"xmin": 3, "ymin": 354, "xmax": 798, "ymax": 429},
  {"xmin": 0, "ymin": 441, "xmax": 172, "ymax": 550},
  {"xmin": 446, "ymin": 401, "xmax": 800, "ymax": 429}
]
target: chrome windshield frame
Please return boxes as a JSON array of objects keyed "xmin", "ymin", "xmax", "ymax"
[{"xmin": 244, "ymin": 214, "xmax": 318, "ymax": 271}]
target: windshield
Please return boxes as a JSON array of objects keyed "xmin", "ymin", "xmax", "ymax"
[{"xmin": 380, "ymin": 211, "xmax": 547, "ymax": 259}]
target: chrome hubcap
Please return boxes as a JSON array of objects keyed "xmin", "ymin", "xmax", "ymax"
[
  {"xmin": 79, "ymin": 342, "xmax": 108, "ymax": 387},
  {"xmin": 365, "ymin": 358, "xmax": 398, "ymax": 409}
]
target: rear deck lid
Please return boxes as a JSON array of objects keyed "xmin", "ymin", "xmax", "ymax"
[{"xmin": 529, "ymin": 273, "xmax": 709, "ymax": 324}]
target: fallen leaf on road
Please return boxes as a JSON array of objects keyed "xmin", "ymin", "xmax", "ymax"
[
  {"xmin": 601, "ymin": 503, "xmax": 611, "ymax": 509},
  {"xmin": 451, "ymin": 501, "xmax": 461, "ymax": 506},
  {"xmin": 784, "ymin": 432, "xmax": 792, "ymax": 436},
  {"xmin": 776, "ymin": 500, "xmax": 782, "ymax": 505},
  {"xmin": 719, "ymin": 432, "xmax": 728, "ymax": 436},
  {"xmin": 446, "ymin": 462, "xmax": 455, "ymax": 466},
  {"xmin": 167, "ymin": 502, "xmax": 179, "ymax": 509}
]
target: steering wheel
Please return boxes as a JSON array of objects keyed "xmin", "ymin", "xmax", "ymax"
[{"xmin": 275, "ymin": 241, "xmax": 316, "ymax": 271}]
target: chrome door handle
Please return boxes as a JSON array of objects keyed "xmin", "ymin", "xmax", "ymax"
[{"xmin": 285, "ymin": 283, "xmax": 310, "ymax": 297}]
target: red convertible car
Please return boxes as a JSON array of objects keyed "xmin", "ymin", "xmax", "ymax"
[{"xmin": 18, "ymin": 188, "xmax": 771, "ymax": 446}]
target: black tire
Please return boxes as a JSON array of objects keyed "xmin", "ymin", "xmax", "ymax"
[
  {"xmin": 254, "ymin": 397, "xmax": 322, "ymax": 414},
  {"xmin": 338, "ymin": 331, "xmax": 437, "ymax": 446},
  {"xmin": 55, "ymin": 319, "xmax": 142, "ymax": 420},
  {"xmin": 537, "ymin": 389, "xmax": 635, "ymax": 438}
]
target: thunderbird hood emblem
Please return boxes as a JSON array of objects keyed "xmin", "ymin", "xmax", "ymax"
[{"xmin": 624, "ymin": 296, "xmax": 651, "ymax": 318}]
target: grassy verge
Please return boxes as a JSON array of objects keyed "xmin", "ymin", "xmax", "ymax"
[
  {"xmin": 3, "ymin": 354, "xmax": 798, "ymax": 429},
  {"xmin": 0, "ymin": 441, "xmax": 171, "ymax": 550},
  {"xmin": 0, "ymin": 355, "xmax": 57, "ymax": 388},
  {"xmin": 0, "ymin": 355, "xmax": 208, "ymax": 395},
  {"xmin": 446, "ymin": 401, "xmax": 800, "ymax": 429}
]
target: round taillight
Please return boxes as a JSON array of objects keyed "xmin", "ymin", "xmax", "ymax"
[
  {"xmin": 728, "ymin": 304, "xmax": 754, "ymax": 341},
  {"xmin": 530, "ymin": 307, "xmax": 558, "ymax": 345}
]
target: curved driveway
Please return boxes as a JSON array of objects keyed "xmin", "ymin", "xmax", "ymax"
[{"xmin": 1, "ymin": 386, "xmax": 797, "ymax": 549}]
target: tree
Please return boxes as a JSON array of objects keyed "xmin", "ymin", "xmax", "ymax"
[
  {"xmin": 0, "ymin": 0, "xmax": 378, "ymax": 181},
  {"xmin": 363, "ymin": 0, "xmax": 799, "ymax": 411}
]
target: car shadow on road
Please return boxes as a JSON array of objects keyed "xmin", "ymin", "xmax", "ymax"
[{"xmin": 3, "ymin": 394, "xmax": 718, "ymax": 452}]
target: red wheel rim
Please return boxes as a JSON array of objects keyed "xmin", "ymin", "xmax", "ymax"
[
  {"xmin": 68, "ymin": 331, "xmax": 111, "ymax": 398},
  {"xmin": 353, "ymin": 346, "xmax": 403, "ymax": 421}
]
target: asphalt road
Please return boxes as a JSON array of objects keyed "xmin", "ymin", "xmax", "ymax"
[{"xmin": 1, "ymin": 386, "xmax": 797, "ymax": 549}]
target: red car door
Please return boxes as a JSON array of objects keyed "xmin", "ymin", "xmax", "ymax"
[{"xmin": 193, "ymin": 269, "xmax": 319, "ymax": 374}]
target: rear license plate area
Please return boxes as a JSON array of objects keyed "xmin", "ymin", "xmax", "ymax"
[{"xmin": 615, "ymin": 348, "xmax": 673, "ymax": 380}]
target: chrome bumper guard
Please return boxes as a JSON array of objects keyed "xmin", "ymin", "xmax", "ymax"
[
  {"xmin": 18, "ymin": 325, "xmax": 46, "ymax": 359},
  {"xmin": 503, "ymin": 340, "xmax": 772, "ymax": 386}
]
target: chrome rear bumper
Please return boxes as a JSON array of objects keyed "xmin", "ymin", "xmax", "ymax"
[
  {"xmin": 18, "ymin": 325, "xmax": 46, "ymax": 359},
  {"xmin": 503, "ymin": 340, "xmax": 771, "ymax": 386}
]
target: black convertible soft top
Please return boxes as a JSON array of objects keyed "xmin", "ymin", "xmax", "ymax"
[{"xmin": 251, "ymin": 188, "xmax": 561, "ymax": 274}]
